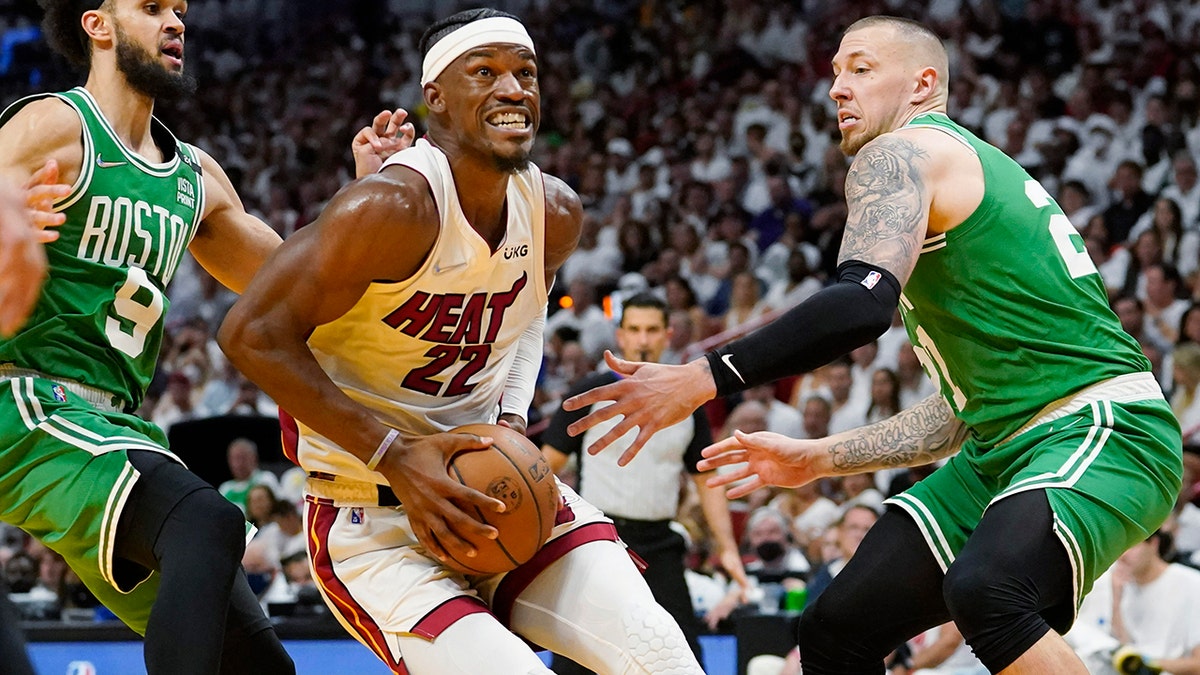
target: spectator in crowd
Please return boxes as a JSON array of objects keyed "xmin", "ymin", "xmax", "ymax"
[
  {"xmin": 805, "ymin": 504, "xmax": 879, "ymax": 604},
  {"xmin": 1104, "ymin": 160, "xmax": 1156, "ymax": 245},
  {"xmin": 218, "ymin": 438, "xmax": 281, "ymax": 515},
  {"xmin": 545, "ymin": 278, "xmax": 616, "ymax": 361},
  {"xmin": 824, "ymin": 358, "xmax": 868, "ymax": 434},
  {"xmin": 706, "ymin": 507, "xmax": 809, "ymax": 630},
  {"xmin": 1071, "ymin": 530, "xmax": 1200, "ymax": 674},
  {"xmin": 245, "ymin": 484, "xmax": 279, "ymax": 533},
  {"xmin": 797, "ymin": 395, "xmax": 833, "ymax": 441},
  {"xmin": 1171, "ymin": 343, "xmax": 1200, "ymax": 443},
  {"xmin": 768, "ymin": 481, "xmax": 840, "ymax": 561}
]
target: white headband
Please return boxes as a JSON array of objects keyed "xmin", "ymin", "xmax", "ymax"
[{"xmin": 420, "ymin": 17, "xmax": 536, "ymax": 86}]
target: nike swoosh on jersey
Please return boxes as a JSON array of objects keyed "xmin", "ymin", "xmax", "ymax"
[
  {"xmin": 721, "ymin": 354, "xmax": 746, "ymax": 383},
  {"xmin": 433, "ymin": 261, "xmax": 468, "ymax": 275},
  {"xmin": 96, "ymin": 154, "xmax": 127, "ymax": 168}
]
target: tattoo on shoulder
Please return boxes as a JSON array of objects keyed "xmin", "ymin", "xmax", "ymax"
[
  {"xmin": 839, "ymin": 136, "xmax": 930, "ymax": 272},
  {"xmin": 828, "ymin": 395, "xmax": 965, "ymax": 472}
]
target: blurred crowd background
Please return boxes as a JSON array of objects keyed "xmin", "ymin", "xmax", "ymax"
[{"xmin": 3, "ymin": 0, "xmax": 1200, "ymax": 671}]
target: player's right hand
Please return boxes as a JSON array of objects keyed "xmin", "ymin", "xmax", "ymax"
[
  {"xmin": 563, "ymin": 351, "xmax": 715, "ymax": 466},
  {"xmin": 697, "ymin": 430, "xmax": 827, "ymax": 500},
  {"xmin": 375, "ymin": 431, "xmax": 506, "ymax": 564}
]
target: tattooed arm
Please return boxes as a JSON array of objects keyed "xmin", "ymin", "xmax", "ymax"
[
  {"xmin": 836, "ymin": 132, "xmax": 933, "ymax": 284},
  {"xmin": 826, "ymin": 394, "xmax": 967, "ymax": 473},
  {"xmin": 699, "ymin": 394, "xmax": 967, "ymax": 499}
]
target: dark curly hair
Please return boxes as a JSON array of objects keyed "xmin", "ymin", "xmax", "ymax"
[
  {"xmin": 418, "ymin": 8, "xmax": 522, "ymax": 58},
  {"xmin": 38, "ymin": 0, "xmax": 108, "ymax": 71}
]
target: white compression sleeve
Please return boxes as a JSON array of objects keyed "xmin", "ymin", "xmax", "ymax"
[{"xmin": 501, "ymin": 308, "xmax": 545, "ymax": 422}]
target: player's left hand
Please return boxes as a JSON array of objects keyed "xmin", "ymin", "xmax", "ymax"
[
  {"xmin": 563, "ymin": 351, "xmax": 716, "ymax": 466},
  {"xmin": 698, "ymin": 430, "xmax": 828, "ymax": 500},
  {"xmin": 352, "ymin": 108, "xmax": 415, "ymax": 179}
]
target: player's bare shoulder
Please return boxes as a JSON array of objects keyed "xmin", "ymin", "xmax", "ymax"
[
  {"xmin": 0, "ymin": 97, "xmax": 83, "ymax": 183},
  {"xmin": 890, "ymin": 125, "xmax": 984, "ymax": 233},
  {"xmin": 542, "ymin": 173, "xmax": 583, "ymax": 270}
]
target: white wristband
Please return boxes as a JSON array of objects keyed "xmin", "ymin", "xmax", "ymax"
[{"xmin": 366, "ymin": 428, "xmax": 399, "ymax": 472}]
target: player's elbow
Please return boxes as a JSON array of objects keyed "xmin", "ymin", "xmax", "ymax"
[{"xmin": 217, "ymin": 301, "xmax": 264, "ymax": 369}]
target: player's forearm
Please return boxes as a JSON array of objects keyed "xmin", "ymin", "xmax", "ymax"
[
  {"xmin": 500, "ymin": 309, "xmax": 544, "ymax": 421},
  {"xmin": 823, "ymin": 394, "xmax": 967, "ymax": 475}
]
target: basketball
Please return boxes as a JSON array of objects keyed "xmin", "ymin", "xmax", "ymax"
[{"xmin": 442, "ymin": 423, "xmax": 560, "ymax": 575}]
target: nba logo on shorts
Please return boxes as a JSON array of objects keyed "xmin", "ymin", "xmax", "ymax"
[
  {"xmin": 52, "ymin": 385, "xmax": 67, "ymax": 402},
  {"xmin": 350, "ymin": 508, "xmax": 363, "ymax": 524},
  {"xmin": 861, "ymin": 271, "xmax": 881, "ymax": 290},
  {"xmin": 67, "ymin": 662, "xmax": 97, "ymax": 675}
]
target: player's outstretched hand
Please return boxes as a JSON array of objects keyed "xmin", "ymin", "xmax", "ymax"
[
  {"xmin": 352, "ymin": 108, "xmax": 415, "ymax": 179},
  {"xmin": 697, "ymin": 430, "xmax": 827, "ymax": 500},
  {"xmin": 375, "ymin": 431, "xmax": 507, "ymax": 564},
  {"xmin": 563, "ymin": 351, "xmax": 716, "ymax": 466},
  {"xmin": 0, "ymin": 162, "xmax": 69, "ymax": 337}
]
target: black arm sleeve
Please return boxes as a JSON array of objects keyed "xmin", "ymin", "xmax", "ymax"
[{"xmin": 704, "ymin": 260, "xmax": 901, "ymax": 398}]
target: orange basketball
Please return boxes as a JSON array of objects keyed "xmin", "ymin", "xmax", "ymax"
[{"xmin": 443, "ymin": 423, "xmax": 559, "ymax": 575}]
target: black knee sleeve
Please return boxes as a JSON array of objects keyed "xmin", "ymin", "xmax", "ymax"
[
  {"xmin": 943, "ymin": 490, "xmax": 1074, "ymax": 672},
  {"xmin": 798, "ymin": 508, "xmax": 950, "ymax": 675}
]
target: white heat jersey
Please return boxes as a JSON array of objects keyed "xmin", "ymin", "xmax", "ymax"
[{"xmin": 296, "ymin": 138, "xmax": 548, "ymax": 483}]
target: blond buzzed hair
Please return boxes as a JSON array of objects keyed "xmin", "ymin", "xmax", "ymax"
[{"xmin": 845, "ymin": 15, "xmax": 949, "ymax": 96}]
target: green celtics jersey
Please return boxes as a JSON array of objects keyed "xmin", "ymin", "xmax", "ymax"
[
  {"xmin": 898, "ymin": 113, "xmax": 1150, "ymax": 448},
  {"xmin": 0, "ymin": 87, "xmax": 204, "ymax": 410}
]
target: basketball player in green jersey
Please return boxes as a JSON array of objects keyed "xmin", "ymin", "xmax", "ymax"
[
  {"xmin": 0, "ymin": 1, "xmax": 409, "ymax": 673},
  {"xmin": 563, "ymin": 16, "xmax": 1182, "ymax": 675}
]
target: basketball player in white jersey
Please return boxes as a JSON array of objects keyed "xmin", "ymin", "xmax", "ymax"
[{"xmin": 219, "ymin": 9, "xmax": 703, "ymax": 675}]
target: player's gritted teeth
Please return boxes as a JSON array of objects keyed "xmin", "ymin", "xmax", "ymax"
[
  {"xmin": 486, "ymin": 109, "xmax": 532, "ymax": 134},
  {"xmin": 838, "ymin": 110, "xmax": 860, "ymax": 131}
]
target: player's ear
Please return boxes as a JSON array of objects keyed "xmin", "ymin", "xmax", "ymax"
[
  {"xmin": 911, "ymin": 66, "xmax": 939, "ymax": 104},
  {"xmin": 81, "ymin": 8, "xmax": 113, "ymax": 46},
  {"xmin": 424, "ymin": 83, "xmax": 447, "ymax": 114}
]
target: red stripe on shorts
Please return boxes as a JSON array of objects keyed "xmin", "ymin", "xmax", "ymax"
[
  {"xmin": 307, "ymin": 499, "xmax": 408, "ymax": 674},
  {"xmin": 410, "ymin": 596, "xmax": 492, "ymax": 640},
  {"xmin": 490, "ymin": 521, "xmax": 620, "ymax": 626},
  {"xmin": 278, "ymin": 410, "xmax": 300, "ymax": 465}
]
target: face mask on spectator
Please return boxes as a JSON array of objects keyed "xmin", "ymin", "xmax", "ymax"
[{"xmin": 756, "ymin": 541, "xmax": 786, "ymax": 563}]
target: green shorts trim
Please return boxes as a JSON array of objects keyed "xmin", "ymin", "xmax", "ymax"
[
  {"xmin": 885, "ymin": 392, "xmax": 1181, "ymax": 614},
  {"xmin": 0, "ymin": 375, "xmax": 177, "ymax": 634}
]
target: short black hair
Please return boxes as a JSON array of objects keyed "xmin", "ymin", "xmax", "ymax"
[
  {"xmin": 418, "ymin": 8, "xmax": 522, "ymax": 58},
  {"xmin": 39, "ymin": 0, "xmax": 107, "ymax": 71},
  {"xmin": 619, "ymin": 292, "xmax": 668, "ymax": 327}
]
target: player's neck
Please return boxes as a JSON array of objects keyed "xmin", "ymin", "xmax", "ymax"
[
  {"xmin": 448, "ymin": 157, "xmax": 512, "ymax": 251},
  {"xmin": 83, "ymin": 68, "xmax": 157, "ymax": 156}
]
